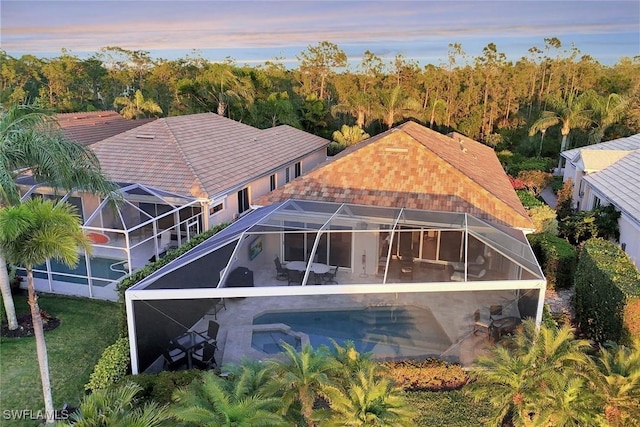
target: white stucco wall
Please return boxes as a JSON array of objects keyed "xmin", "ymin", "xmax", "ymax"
[
  {"xmin": 207, "ymin": 147, "xmax": 327, "ymax": 228},
  {"xmin": 619, "ymin": 212, "xmax": 640, "ymax": 269}
]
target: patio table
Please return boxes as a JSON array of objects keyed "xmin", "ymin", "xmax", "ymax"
[{"xmin": 285, "ymin": 261, "xmax": 330, "ymax": 275}]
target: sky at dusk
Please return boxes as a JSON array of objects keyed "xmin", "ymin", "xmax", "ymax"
[{"xmin": 2, "ymin": 0, "xmax": 639, "ymax": 68}]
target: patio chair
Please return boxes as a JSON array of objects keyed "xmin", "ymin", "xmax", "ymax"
[
  {"xmin": 162, "ymin": 347, "xmax": 187, "ymax": 371},
  {"xmin": 473, "ymin": 309, "xmax": 492, "ymax": 337},
  {"xmin": 192, "ymin": 342, "xmax": 217, "ymax": 370},
  {"xmin": 490, "ymin": 304, "xmax": 504, "ymax": 321},
  {"xmin": 287, "ymin": 269, "xmax": 303, "ymax": 286},
  {"xmin": 323, "ymin": 266, "xmax": 339, "ymax": 284},
  {"xmin": 274, "ymin": 257, "xmax": 288, "ymax": 281},
  {"xmin": 400, "ymin": 257, "xmax": 414, "ymax": 280}
]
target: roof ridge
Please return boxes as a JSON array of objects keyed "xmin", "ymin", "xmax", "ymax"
[
  {"xmin": 399, "ymin": 123, "xmax": 530, "ymax": 222},
  {"xmin": 161, "ymin": 118, "xmax": 208, "ymax": 198}
]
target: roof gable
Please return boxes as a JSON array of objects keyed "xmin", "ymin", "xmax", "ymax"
[
  {"xmin": 584, "ymin": 151, "xmax": 640, "ymax": 222},
  {"xmin": 257, "ymin": 121, "xmax": 532, "ymax": 229},
  {"xmin": 91, "ymin": 113, "xmax": 328, "ymax": 198},
  {"xmin": 562, "ymin": 133, "xmax": 640, "ymax": 160}
]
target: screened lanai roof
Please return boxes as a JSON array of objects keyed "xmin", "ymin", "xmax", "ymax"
[
  {"xmin": 129, "ymin": 199, "xmax": 543, "ymax": 292},
  {"xmin": 18, "ymin": 178, "xmax": 200, "ymax": 231}
]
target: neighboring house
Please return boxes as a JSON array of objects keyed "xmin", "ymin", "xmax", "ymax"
[
  {"xmin": 561, "ymin": 134, "xmax": 640, "ymax": 268},
  {"xmin": 561, "ymin": 134, "xmax": 640, "ymax": 211},
  {"xmin": 124, "ymin": 123, "xmax": 544, "ymax": 374},
  {"xmin": 56, "ymin": 110, "xmax": 156, "ymax": 146},
  {"xmin": 17, "ymin": 113, "xmax": 329, "ymax": 300}
]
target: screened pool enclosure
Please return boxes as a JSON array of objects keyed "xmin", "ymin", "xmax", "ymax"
[
  {"xmin": 16, "ymin": 177, "xmax": 203, "ymax": 300},
  {"xmin": 126, "ymin": 199, "xmax": 545, "ymax": 373}
]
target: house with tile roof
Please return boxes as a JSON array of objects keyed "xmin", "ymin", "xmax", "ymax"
[
  {"xmin": 561, "ymin": 134, "xmax": 640, "ymax": 268},
  {"xmin": 103, "ymin": 121, "xmax": 546, "ymax": 373},
  {"xmin": 17, "ymin": 113, "xmax": 329, "ymax": 300},
  {"xmin": 56, "ymin": 110, "xmax": 156, "ymax": 146},
  {"xmin": 257, "ymin": 121, "xmax": 533, "ymax": 231}
]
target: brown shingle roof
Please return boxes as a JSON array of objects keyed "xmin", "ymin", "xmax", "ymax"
[
  {"xmin": 56, "ymin": 111, "xmax": 156, "ymax": 146},
  {"xmin": 91, "ymin": 113, "xmax": 329, "ymax": 198},
  {"xmin": 256, "ymin": 121, "xmax": 532, "ymax": 229}
]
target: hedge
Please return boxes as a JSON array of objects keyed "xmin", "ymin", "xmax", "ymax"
[
  {"xmin": 116, "ymin": 222, "xmax": 229, "ymax": 336},
  {"xmin": 574, "ymin": 238, "xmax": 640, "ymax": 344},
  {"xmin": 116, "ymin": 370, "xmax": 202, "ymax": 405},
  {"xmin": 527, "ymin": 233, "xmax": 577, "ymax": 289},
  {"xmin": 380, "ymin": 358, "xmax": 469, "ymax": 391},
  {"xmin": 85, "ymin": 337, "xmax": 131, "ymax": 391},
  {"xmin": 516, "ymin": 190, "xmax": 544, "ymax": 209}
]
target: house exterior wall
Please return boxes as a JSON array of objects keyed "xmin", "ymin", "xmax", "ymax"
[
  {"xmin": 619, "ymin": 212, "xmax": 640, "ymax": 268},
  {"xmin": 206, "ymin": 148, "xmax": 327, "ymax": 227}
]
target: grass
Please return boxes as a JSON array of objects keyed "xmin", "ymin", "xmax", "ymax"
[
  {"xmin": 0, "ymin": 293, "xmax": 119, "ymax": 426},
  {"xmin": 405, "ymin": 389, "xmax": 493, "ymax": 426}
]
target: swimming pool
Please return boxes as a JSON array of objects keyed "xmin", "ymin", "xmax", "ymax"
[
  {"xmin": 252, "ymin": 330, "xmax": 302, "ymax": 354},
  {"xmin": 32, "ymin": 256, "xmax": 127, "ymax": 286},
  {"xmin": 253, "ymin": 306, "xmax": 452, "ymax": 358}
]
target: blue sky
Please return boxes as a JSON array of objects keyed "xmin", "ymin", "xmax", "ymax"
[{"xmin": 2, "ymin": 1, "xmax": 639, "ymax": 67}]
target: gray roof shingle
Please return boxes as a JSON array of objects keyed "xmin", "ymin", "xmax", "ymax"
[
  {"xmin": 91, "ymin": 113, "xmax": 328, "ymax": 198},
  {"xmin": 583, "ymin": 150, "xmax": 640, "ymax": 223}
]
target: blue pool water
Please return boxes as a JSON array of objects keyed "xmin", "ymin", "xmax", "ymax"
[
  {"xmin": 32, "ymin": 256, "xmax": 126, "ymax": 286},
  {"xmin": 253, "ymin": 306, "xmax": 451, "ymax": 356},
  {"xmin": 252, "ymin": 330, "xmax": 302, "ymax": 354}
]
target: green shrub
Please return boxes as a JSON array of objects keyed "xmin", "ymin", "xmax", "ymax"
[
  {"xmin": 527, "ymin": 233, "xmax": 577, "ymax": 289},
  {"xmin": 380, "ymin": 358, "xmax": 468, "ymax": 391},
  {"xmin": 85, "ymin": 337, "xmax": 131, "ymax": 391},
  {"xmin": 116, "ymin": 222, "xmax": 229, "ymax": 336},
  {"xmin": 505, "ymin": 157, "xmax": 554, "ymax": 176},
  {"xmin": 574, "ymin": 238, "xmax": 640, "ymax": 344},
  {"xmin": 117, "ymin": 370, "xmax": 202, "ymax": 405},
  {"xmin": 528, "ymin": 205, "xmax": 558, "ymax": 235},
  {"xmin": 516, "ymin": 190, "xmax": 544, "ymax": 209}
]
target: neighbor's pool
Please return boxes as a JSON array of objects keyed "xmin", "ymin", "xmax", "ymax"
[
  {"xmin": 253, "ymin": 306, "xmax": 452, "ymax": 357},
  {"xmin": 32, "ymin": 255, "xmax": 126, "ymax": 286}
]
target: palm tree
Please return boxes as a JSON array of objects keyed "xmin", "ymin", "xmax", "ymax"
[
  {"xmin": 113, "ymin": 89, "xmax": 162, "ymax": 119},
  {"xmin": 319, "ymin": 360, "xmax": 415, "ymax": 426},
  {"xmin": 0, "ymin": 198, "xmax": 91, "ymax": 424},
  {"xmin": 528, "ymin": 91, "xmax": 593, "ymax": 170},
  {"xmin": 58, "ymin": 382, "xmax": 171, "ymax": 426},
  {"xmin": 588, "ymin": 92, "xmax": 630, "ymax": 144},
  {"xmin": 468, "ymin": 320, "xmax": 594, "ymax": 426},
  {"xmin": 375, "ymin": 86, "xmax": 421, "ymax": 129},
  {"xmin": 590, "ymin": 340, "xmax": 640, "ymax": 426},
  {"xmin": 0, "ymin": 104, "xmax": 117, "ymax": 331},
  {"xmin": 331, "ymin": 125, "xmax": 370, "ymax": 147},
  {"xmin": 171, "ymin": 370, "xmax": 287, "ymax": 427},
  {"xmin": 331, "ymin": 92, "xmax": 370, "ymax": 129},
  {"xmin": 264, "ymin": 343, "xmax": 341, "ymax": 426}
]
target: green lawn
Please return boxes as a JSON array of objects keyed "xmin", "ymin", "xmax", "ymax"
[
  {"xmin": 406, "ymin": 389, "xmax": 493, "ymax": 426},
  {"xmin": 0, "ymin": 293, "xmax": 119, "ymax": 426}
]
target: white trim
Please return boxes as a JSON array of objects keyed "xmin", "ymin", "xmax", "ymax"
[
  {"xmin": 126, "ymin": 295, "xmax": 139, "ymax": 374},
  {"xmin": 126, "ymin": 279, "xmax": 545, "ymax": 301}
]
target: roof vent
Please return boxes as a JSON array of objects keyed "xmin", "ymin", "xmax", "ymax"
[
  {"xmin": 385, "ymin": 147, "xmax": 408, "ymax": 153},
  {"xmin": 459, "ymin": 140, "xmax": 467, "ymax": 153},
  {"xmin": 135, "ymin": 134, "xmax": 155, "ymax": 140}
]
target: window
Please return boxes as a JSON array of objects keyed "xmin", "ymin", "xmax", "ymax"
[
  {"xmin": 209, "ymin": 203, "xmax": 223, "ymax": 216},
  {"xmin": 593, "ymin": 196, "xmax": 601, "ymax": 209},
  {"xmin": 294, "ymin": 162, "xmax": 301, "ymax": 178},
  {"xmin": 269, "ymin": 174, "xmax": 276, "ymax": 191},
  {"xmin": 237, "ymin": 188, "xmax": 250, "ymax": 214},
  {"xmin": 285, "ymin": 167, "xmax": 290, "ymax": 183}
]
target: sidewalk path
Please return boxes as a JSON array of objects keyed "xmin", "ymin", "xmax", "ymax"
[{"xmin": 540, "ymin": 185, "xmax": 557, "ymax": 208}]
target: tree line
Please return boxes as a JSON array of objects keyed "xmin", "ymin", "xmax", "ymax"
[{"xmin": 2, "ymin": 39, "xmax": 639, "ymax": 150}]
